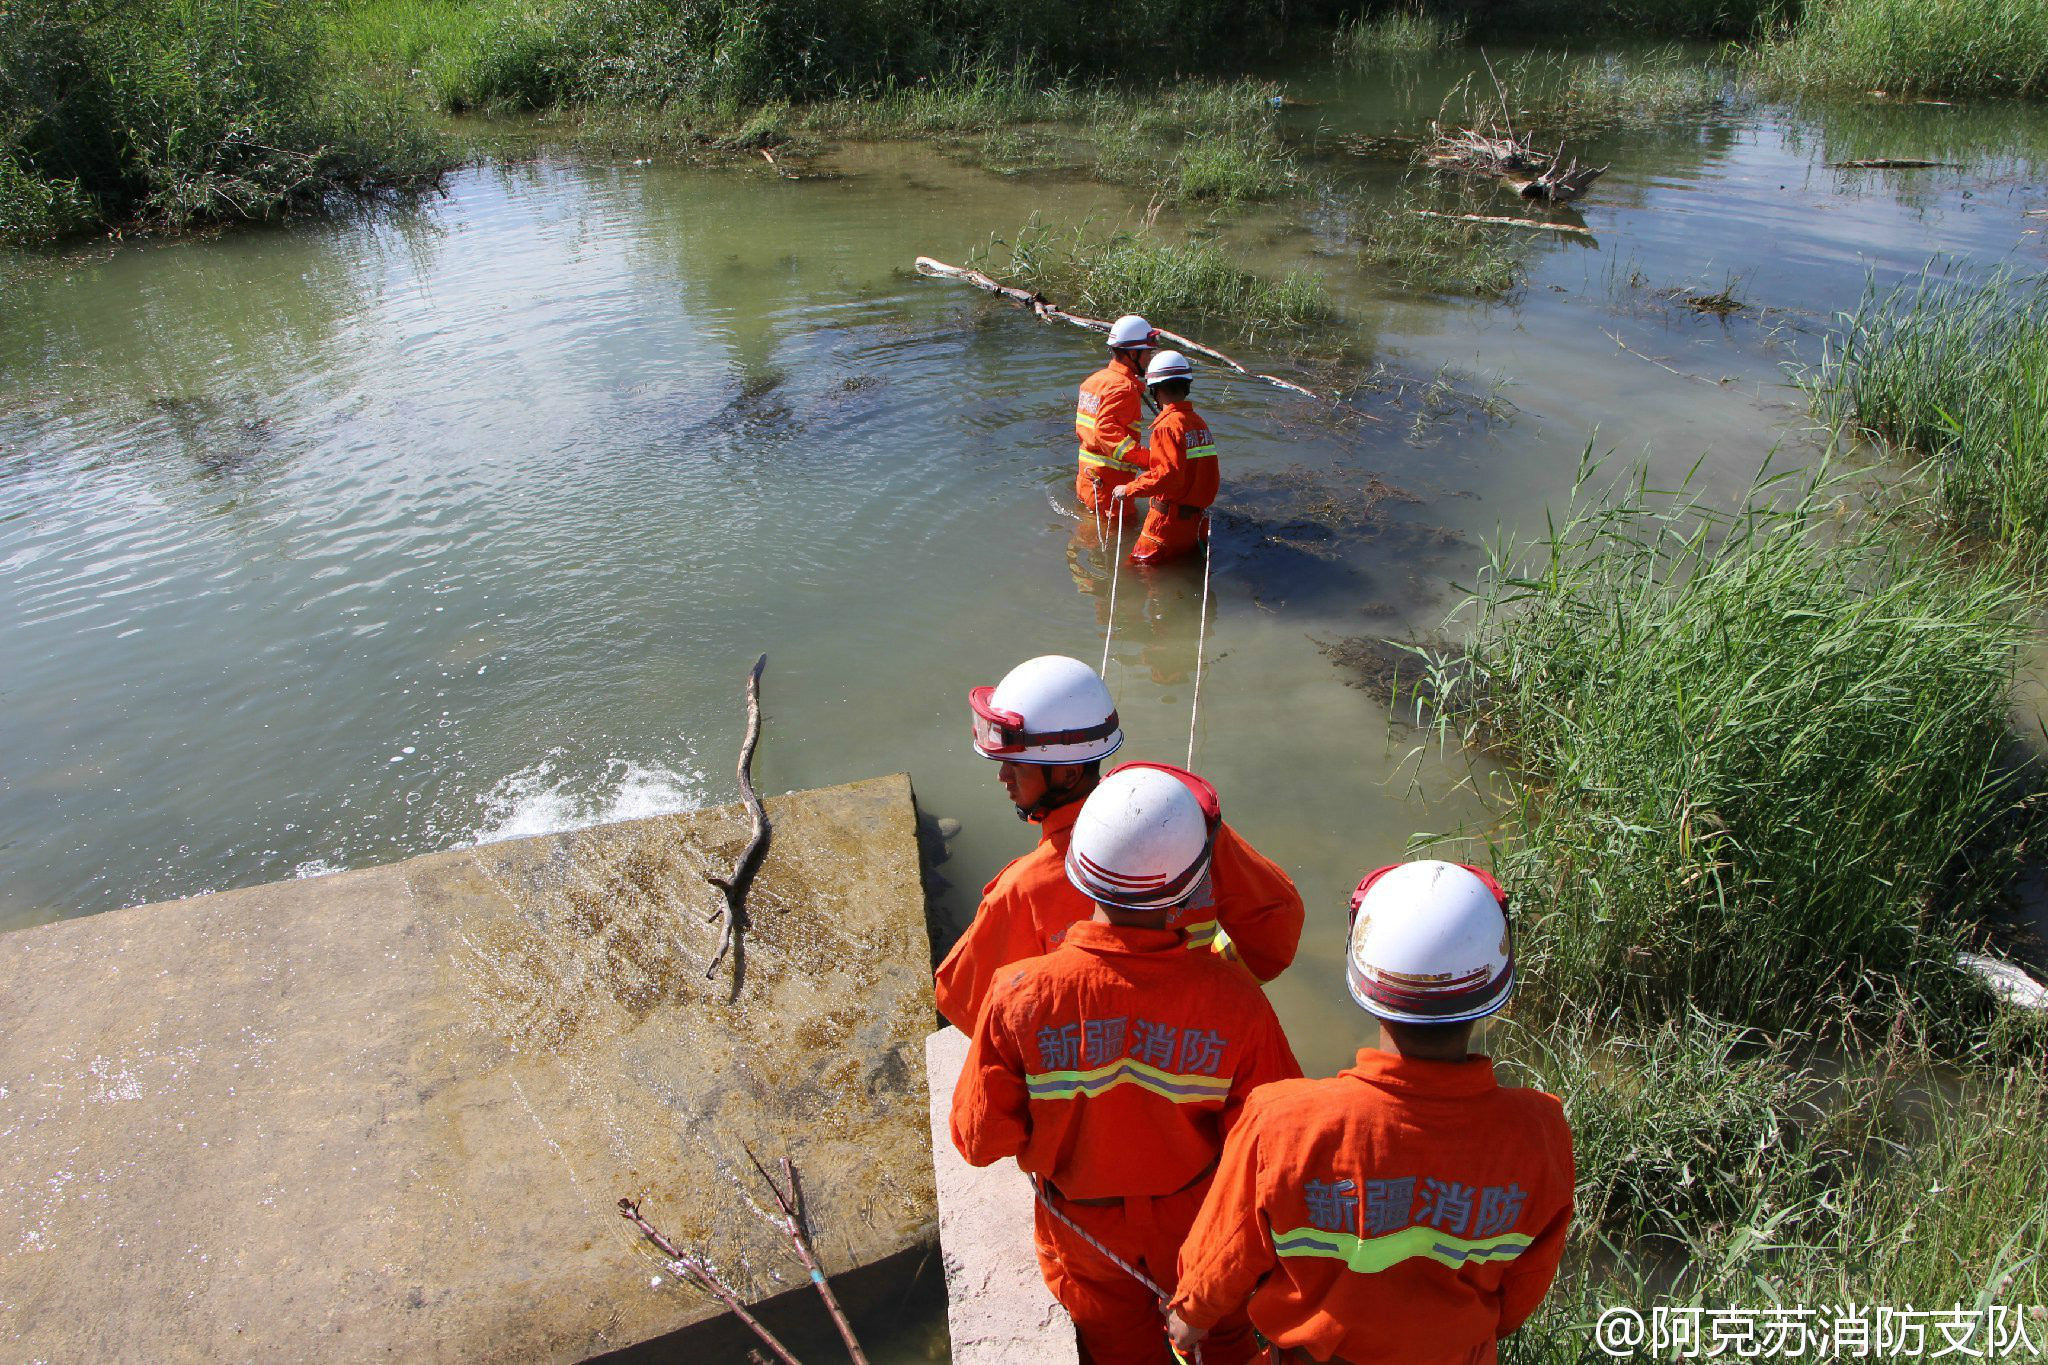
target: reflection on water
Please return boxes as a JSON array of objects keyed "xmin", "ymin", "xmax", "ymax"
[{"xmin": 4, "ymin": 44, "xmax": 2046, "ymax": 1106}]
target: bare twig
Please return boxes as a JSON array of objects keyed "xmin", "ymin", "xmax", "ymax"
[
  {"xmin": 1600, "ymin": 327, "xmax": 1726, "ymax": 388},
  {"xmin": 747, "ymin": 1151, "xmax": 869, "ymax": 1365},
  {"xmin": 913, "ymin": 257, "xmax": 1325, "ymax": 402},
  {"xmin": 706, "ymin": 654, "xmax": 770, "ymax": 979},
  {"xmin": 617, "ymin": 1198, "xmax": 806, "ymax": 1365},
  {"xmin": 1479, "ymin": 48, "xmax": 1518, "ymax": 142}
]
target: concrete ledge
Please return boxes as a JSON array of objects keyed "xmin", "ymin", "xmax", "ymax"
[
  {"xmin": 926, "ymin": 1025, "xmax": 1078, "ymax": 1365},
  {"xmin": 0, "ymin": 775, "xmax": 937, "ymax": 1363}
]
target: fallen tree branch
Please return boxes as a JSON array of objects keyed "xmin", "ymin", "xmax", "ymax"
[
  {"xmin": 1600, "ymin": 327, "xmax": 1725, "ymax": 388},
  {"xmin": 705, "ymin": 653, "xmax": 769, "ymax": 979},
  {"xmin": 913, "ymin": 256, "xmax": 1325, "ymax": 401},
  {"xmin": 1827, "ymin": 158, "xmax": 1960, "ymax": 169},
  {"xmin": 618, "ymin": 1197, "xmax": 806, "ymax": 1365},
  {"xmin": 747, "ymin": 1151, "xmax": 869, "ymax": 1365},
  {"xmin": 1413, "ymin": 210, "xmax": 1596, "ymax": 238}
]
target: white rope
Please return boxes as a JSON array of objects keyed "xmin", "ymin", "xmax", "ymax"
[
  {"xmin": 1032, "ymin": 1180, "xmax": 1203, "ymax": 1365},
  {"xmin": 1186, "ymin": 522, "xmax": 1213, "ymax": 769},
  {"xmin": 1100, "ymin": 503, "xmax": 1125, "ymax": 678}
]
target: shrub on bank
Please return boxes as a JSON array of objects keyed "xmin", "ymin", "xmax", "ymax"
[
  {"xmin": 1814, "ymin": 270, "xmax": 2048, "ymax": 575},
  {"xmin": 1425, "ymin": 465, "xmax": 2030, "ymax": 1034},
  {"xmin": 1751, "ymin": 0, "xmax": 2048, "ymax": 98},
  {"xmin": 1, "ymin": 0, "xmax": 442, "ymax": 241}
]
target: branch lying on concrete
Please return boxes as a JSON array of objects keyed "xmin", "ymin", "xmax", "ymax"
[
  {"xmin": 706, "ymin": 653, "xmax": 770, "ymax": 980},
  {"xmin": 914, "ymin": 256, "xmax": 1324, "ymax": 402},
  {"xmin": 618, "ymin": 1197, "xmax": 805, "ymax": 1365}
]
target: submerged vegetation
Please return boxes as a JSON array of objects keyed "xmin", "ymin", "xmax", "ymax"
[{"xmin": 1814, "ymin": 271, "xmax": 2048, "ymax": 573}]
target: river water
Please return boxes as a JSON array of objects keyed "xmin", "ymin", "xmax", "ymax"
[{"xmin": 2, "ymin": 47, "xmax": 2044, "ymax": 1356}]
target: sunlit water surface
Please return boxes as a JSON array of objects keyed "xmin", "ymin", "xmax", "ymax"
[{"xmin": 4, "ymin": 48, "xmax": 2046, "ymax": 1360}]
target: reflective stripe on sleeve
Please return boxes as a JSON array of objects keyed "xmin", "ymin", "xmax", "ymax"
[{"xmin": 1079, "ymin": 446, "xmax": 1145, "ymax": 473}]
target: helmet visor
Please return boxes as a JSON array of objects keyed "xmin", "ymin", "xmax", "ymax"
[{"xmin": 970, "ymin": 686, "xmax": 1120, "ymax": 758}]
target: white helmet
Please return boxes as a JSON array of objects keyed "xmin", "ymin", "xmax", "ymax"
[
  {"xmin": 1065, "ymin": 763, "xmax": 1221, "ymax": 910},
  {"xmin": 1145, "ymin": 350, "xmax": 1192, "ymax": 386},
  {"xmin": 1346, "ymin": 861, "xmax": 1513, "ymax": 1025},
  {"xmin": 969, "ymin": 656, "xmax": 1123, "ymax": 766},
  {"xmin": 1107, "ymin": 315, "xmax": 1157, "ymax": 349}
]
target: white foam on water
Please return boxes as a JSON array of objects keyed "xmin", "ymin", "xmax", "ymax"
[{"xmin": 463, "ymin": 751, "xmax": 707, "ymax": 847}]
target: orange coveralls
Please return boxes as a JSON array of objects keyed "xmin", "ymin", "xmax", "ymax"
[
  {"xmin": 1171, "ymin": 1051, "xmax": 1575, "ymax": 1365},
  {"xmin": 1123, "ymin": 399, "xmax": 1218, "ymax": 565},
  {"xmin": 951, "ymin": 921, "xmax": 1304, "ymax": 1365},
  {"xmin": 932, "ymin": 800, "xmax": 1306, "ymax": 1034},
  {"xmin": 1076, "ymin": 357, "xmax": 1151, "ymax": 520}
]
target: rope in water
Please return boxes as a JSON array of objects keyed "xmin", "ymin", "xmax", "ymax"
[
  {"xmin": 1100, "ymin": 506, "xmax": 1126, "ymax": 679},
  {"xmin": 1032, "ymin": 1179, "xmax": 1204, "ymax": 1365},
  {"xmin": 1186, "ymin": 526, "xmax": 1213, "ymax": 769}
]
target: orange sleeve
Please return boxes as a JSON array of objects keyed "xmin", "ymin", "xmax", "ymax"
[
  {"xmin": 1224, "ymin": 1007, "xmax": 1303, "ymax": 1136},
  {"xmin": 1124, "ymin": 415, "xmax": 1185, "ymax": 500},
  {"xmin": 1496, "ymin": 1113, "xmax": 1575, "ymax": 1337},
  {"xmin": 1101, "ymin": 380, "xmax": 1149, "ymax": 468},
  {"xmin": 1171, "ymin": 1094, "xmax": 1276, "ymax": 1330},
  {"xmin": 1212, "ymin": 826, "xmax": 1306, "ymax": 983},
  {"xmin": 933, "ymin": 870, "xmax": 1047, "ymax": 1033},
  {"xmin": 947, "ymin": 976, "xmax": 1033, "ymax": 1168}
]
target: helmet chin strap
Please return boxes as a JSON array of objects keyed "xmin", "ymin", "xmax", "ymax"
[{"xmin": 1013, "ymin": 770, "xmax": 1095, "ymax": 822}]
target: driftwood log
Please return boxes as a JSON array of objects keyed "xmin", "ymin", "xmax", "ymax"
[
  {"xmin": 1426, "ymin": 129, "xmax": 1606, "ymax": 204},
  {"xmin": 913, "ymin": 257, "xmax": 1323, "ymax": 401},
  {"xmin": 705, "ymin": 653, "xmax": 769, "ymax": 979},
  {"xmin": 1414, "ymin": 210, "xmax": 1596, "ymax": 239},
  {"xmin": 618, "ymin": 1198, "xmax": 805, "ymax": 1365}
]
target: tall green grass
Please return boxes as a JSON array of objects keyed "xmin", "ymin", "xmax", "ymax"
[
  {"xmin": 1751, "ymin": 0, "xmax": 2048, "ymax": 98},
  {"xmin": 1813, "ymin": 271, "xmax": 2048, "ymax": 574},
  {"xmin": 1423, "ymin": 463, "xmax": 2031, "ymax": 1035},
  {"xmin": 2, "ymin": 0, "xmax": 441, "ymax": 242},
  {"xmin": 980, "ymin": 219, "xmax": 1331, "ymax": 334},
  {"xmin": 1335, "ymin": 7, "xmax": 1469, "ymax": 62},
  {"xmin": 315, "ymin": 0, "xmax": 567, "ymax": 111},
  {"xmin": 1443, "ymin": 49, "xmax": 1736, "ymax": 141},
  {"xmin": 1354, "ymin": 196, "xmax": 1523, "ymax": 297}
]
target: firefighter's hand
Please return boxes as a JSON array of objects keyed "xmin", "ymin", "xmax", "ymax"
[
  {"xmin": 1111, "ymin": 485, "xmax": 1131, "ymax": 501},
  {"xmin": 1167, "ymin": 1310, "xmax": 1208, "ymax": 1354}
]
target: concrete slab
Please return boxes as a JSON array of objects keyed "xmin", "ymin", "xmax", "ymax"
[
  {"xmin": 0, "ymin": 775, "xmax": 937, "ymax": 1363},
  {"xmin": 925, "ymin": 1026, "xmax": 1078, "ymax": 1365}
]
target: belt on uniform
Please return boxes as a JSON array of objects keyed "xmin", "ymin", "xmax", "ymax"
[
  {"xmin": 1269, "ymin": 1349, "xmax": 1360, "ymax": 1365},
  {"xmin": 1160, "ymin": 502, "xmax": 1208, "ymax": 520},
  {"xmin": 1044, "ymin": 1158, "xmax": 1217, "ymax": 1208}
]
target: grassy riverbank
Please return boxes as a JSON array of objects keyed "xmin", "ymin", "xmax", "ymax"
[
  {"xmin": 1, "ymin": 0, "xmax": 442, "ymax": 245},
  {"xmin": 1410, "ymin": 457, "xmax": 2048, "ymax": 1358},
  {"xmin": 1813, "ymin": 272, "xmax": 2048, "ymax": 575},
  {"xmin": 1752, "ymin": 0, "xmax": 2048, "ymax": 98}
]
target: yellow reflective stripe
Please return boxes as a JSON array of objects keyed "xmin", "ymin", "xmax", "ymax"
[
  {"xmin": 1026, "ymin": 1056, "xmax": 1233, "ymax": 1104},
  {"xmin": 1187, "ymin": 443, "xmax": 1218, "ymax": 459},
  {"xmin": 1079, "ymin": 447, "xmax": 1144, "ymax": 473},
  {"xmin": 1181, "ymin": 918, "xmax": 1219, "ymax": 950},
  {"xmin": 1272, "ymin": 1224, "xmax": 1535, "ymax": 1274},
  {"xmin": 1076, "ymin": 412, "xmax": 1100, "ymax": 430}
]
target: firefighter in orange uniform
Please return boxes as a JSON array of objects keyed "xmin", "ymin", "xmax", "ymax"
[
  {"xmin": 1168, "ymin": 861, "xmax": 1576, "ymax": 1365},
  {"xmin": 951, "ymin": 764, "xmax": 1303, "ymax": 1365},
  {"xmin": 1112, "ymin": 350, "xmax": 1217, "ymax": 566},
  {"xmin": 939, "ymin": 656, "xmax": 1306, "ymax": 1035},
  {"xmin": 1076, "ymin": 315, "xmax": 1159, "ymax": 520}
]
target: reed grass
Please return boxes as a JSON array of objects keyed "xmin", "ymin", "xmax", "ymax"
[
  {"xmin": 1422, "ymin": 463, "xmax": 2031, "ymax": 1036},
  {"xmin": 1452, "ymin": 49, "xmax": 1736, "ymax": 141},
  {"xmin": 1354, "ymin": 196, "xmax": 1522, "ymax": 297},
  {"xmin": 980, "ymin": 219, "xmax": 1331, "ymax": 334},
  {"xmin": 1812, "ymin": 270, "xmax": 2048, "ymax": 574},
  {"xmin": 1334, "ymin": 7, "xmax": 1469, "ymax": 62},
  {"xmin": 1750, "ymin": 0, "xmax": 2048, "ymax": 99}
]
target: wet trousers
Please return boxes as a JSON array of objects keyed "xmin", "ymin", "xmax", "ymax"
[
  {"xmin": 1131, "ymin": 501, "xmax": 1210, "ymax": 565},
  {"xmin": 1034, "ymin": 1181, "xmax": 1257, "ymax": 1365},
  {"xmin": 1079, "ymin": 467, "xmax": 1143, "ymax": 522}
]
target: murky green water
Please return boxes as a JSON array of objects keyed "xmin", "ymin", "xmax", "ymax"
[{"xmin": 4, "ymin": 48, "xmax": 2046, "ymax": 1354}]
